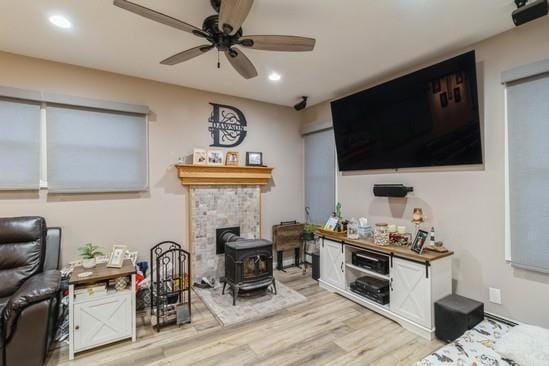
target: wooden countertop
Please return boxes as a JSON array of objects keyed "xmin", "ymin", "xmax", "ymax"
[
  {"xmin": 70, "ymin": 260, "xmax": 136, "ymax": 285},
  {"xmin": 318, "ymin": 232, "xmax": 453, "ymax": 263}
]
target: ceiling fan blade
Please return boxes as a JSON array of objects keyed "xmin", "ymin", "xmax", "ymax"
[
  {"xmin": 224, "ymin": 49, "xmax": 258, "ymax": 79},
  {"xmin": 113, "ymin": 0, "xmax": 207, "ymax": 38},
  {"xmin": 218, "ymin": 0, "xmax": 254, "ymax": 35},
  {"xmin": 240, "ymin": 35, "xmax": 316, "ymax": 52},
  {"xmin": 160, "ymin": 45, "xmax": 214, "ymax": 65}
]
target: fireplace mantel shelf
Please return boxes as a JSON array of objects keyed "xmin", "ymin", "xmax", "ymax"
[{"xmin": 175, "ymin": 164, "xmax": 274, "ymax": 186}]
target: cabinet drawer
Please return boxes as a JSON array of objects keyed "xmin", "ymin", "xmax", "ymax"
[{"xmin": 74, "ymin": 293, "xmax": 132, "ymax": 351}]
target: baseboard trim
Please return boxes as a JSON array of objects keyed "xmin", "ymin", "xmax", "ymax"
[{"xmin": 484, "ymin": 311, "xmax": 519, "ymax": 326}]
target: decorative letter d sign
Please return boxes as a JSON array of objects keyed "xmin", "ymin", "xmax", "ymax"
[{"xmin": 208, "ymin": 103, "xmax": 247, "ymax": 147}]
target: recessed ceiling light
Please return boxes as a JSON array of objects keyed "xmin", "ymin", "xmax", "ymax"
[
  {"xmin": 268, "ymin": 72, "xmax": 281, "ymax": 82},
  {"xmin": 49, "ymin": 15, "xmax": 72, "ymax": 29}
]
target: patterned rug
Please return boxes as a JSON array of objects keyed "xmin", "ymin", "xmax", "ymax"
[
  {"xmin": 193, "ymin": 281, "xmax": 306, "ymax": 327},
  {"xmin": 418, "ymin": 319, "xmax": 515, "ymax": 366}
]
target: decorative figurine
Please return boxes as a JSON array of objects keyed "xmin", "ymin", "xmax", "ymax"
[
  {"xmin": 412, "ymin": 208, "xmax": 424, "ymax": 224},
  {"xmin": 411, "ymin": 208, "xmax": 424, "ymax": 237}
]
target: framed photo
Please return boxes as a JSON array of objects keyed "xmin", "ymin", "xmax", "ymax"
[
  {"xmin": 125, "ymin": 251, "xmax": 139, "ymax": 265},
  {"xmin": 440, "ymin": 92, "xmax": 448, "ymax": 108},
  {"xmin": 411, "ymin": 230, "xmax": 429, "ymax": 254},
  {"xmin": 207, "ymin": 150, "xmax": 224, "ymax": 165},
  {"xmin": 324, "ymin": 217, "xmax": 338, "ymax": 231},
  {"xmin": 246, "ymin": 152, "xmax": 263, "ymax": 166},
  {"xmin": 193, "ymin": 148, "xmax": 207, "ymax": 165},
  {"xmin": 431, "ymin": 79, "xmax": 441, "ymax": 93},
  {"xmin": 225, "ymin": 151, "xmax": 240, "ymax": 166},
  {"xmin": 107, "ymin": 245, "xmax": 127, "ymax": 268},
  {"xmin": 454, "ymin": 87, "xmax": 462, "ymax": 103}
]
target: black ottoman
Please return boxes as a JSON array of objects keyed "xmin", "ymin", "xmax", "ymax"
[{"xmin": 435, "ymin": 294, "xmax": 484, "ymax": 342}]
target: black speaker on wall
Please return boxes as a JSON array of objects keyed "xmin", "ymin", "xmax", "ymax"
[{"xmin": 373, "ymin": 184, "xmax": 414, "ymax": 198}]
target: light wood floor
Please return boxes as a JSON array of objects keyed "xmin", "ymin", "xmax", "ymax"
[{"xmin": 47, "ymin": 268, "xmax": 443, "ymax": 366}]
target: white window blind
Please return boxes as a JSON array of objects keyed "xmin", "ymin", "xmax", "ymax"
[
  {"xmin": 46, "ymin": 106, "xmax": 148, "ymax": 193},
  {"xmin": 507, "ymin": 73, "xmax": 549, "ymax": 273},
  {"xmin": 304, "ymin": 129, "xmax": 336, "ymax": 224},
  {"xmin": 0, "ymin": 99, "xmax": 41, "ymax": 190}
]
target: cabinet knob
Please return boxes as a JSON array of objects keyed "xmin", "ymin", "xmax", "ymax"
[{"xmin": 75, "ymin": 325, "xmax": 80, "ymax": 330}]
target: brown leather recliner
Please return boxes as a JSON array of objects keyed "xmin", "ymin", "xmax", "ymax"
[{"xmin": 0, "ymin": 217, "xmax": 61, "ymax": 366}]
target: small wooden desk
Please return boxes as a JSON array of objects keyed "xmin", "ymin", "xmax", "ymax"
[{"xmin": 69, "ymin": 260, "xmax": 136, "ymax": 360}]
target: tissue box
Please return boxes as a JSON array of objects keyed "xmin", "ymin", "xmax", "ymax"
[{"xmin": 358, "ymin": 225, "xmax": 372, "ymax": 239}]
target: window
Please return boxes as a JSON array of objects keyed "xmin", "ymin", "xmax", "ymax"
[
  {"xmin": 46, "ymin": 106, "xmax": 148, "ymax": 193},
  {"xmin": 0, "ymin": 86, "xmax": 149, "ymax": 193},
  {"xmin": 505, "ymin": 65, "xmax": 549, "ymax": 273},
  {"xmin": 304, "ymin": 128, "xmax": 336, "ymax": 224},
  {"xmin": 0, "ymin": 98, "xmax": 41, "ymax": 189}
]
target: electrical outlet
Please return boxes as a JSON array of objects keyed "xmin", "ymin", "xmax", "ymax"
[{"xmin": 489, "ymin": 287, "xmax": 502, "ymax": 304}]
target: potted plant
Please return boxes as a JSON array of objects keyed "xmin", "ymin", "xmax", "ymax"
[
  {"xmin": 79, "ymin": 243, "xmax": 104, "ymax": 269},
  {"xmin": 303, "ymin": 223, "xmax": 318, "ymax": 241}
]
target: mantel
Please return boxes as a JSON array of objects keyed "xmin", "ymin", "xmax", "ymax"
[{"xmin": 175, "ymin": 164, "xmax": 274, "ymax": 186}]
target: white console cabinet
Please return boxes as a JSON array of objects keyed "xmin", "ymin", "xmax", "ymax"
[{"xmin": 319, "ymin": 236, "xmax": 452, "ymax": 340}]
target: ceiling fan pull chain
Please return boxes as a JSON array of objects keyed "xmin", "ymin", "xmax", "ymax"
[{"xmin": 217, "ymin": 51, "xmax": 221, "ymax": 69}]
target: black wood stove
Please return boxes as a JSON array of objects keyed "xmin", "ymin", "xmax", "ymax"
[{"xmin": 218, "ymin": 230, "xmax": 276, "ymax": 305}]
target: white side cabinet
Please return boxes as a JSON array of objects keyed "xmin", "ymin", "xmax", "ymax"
[
  {"xmin": 69, "ymin": 262, "xmax": 136, "ymax": 360},
  {"xmin": 320, "ymin": 238, "xmax": 345, "ymax": 290}
]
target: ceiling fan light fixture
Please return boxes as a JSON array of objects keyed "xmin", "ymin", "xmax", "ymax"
[
  {"xmin": 268, "ymin": 72, "xmax": 281, "ymax": 82},
  {"xmin": 228, "ymin": 49, "xmax": 238, "ymax": 58},
  {"xmin": 113, "ymin": 0, "xmax": 316, "ymax": 80},
  {"xmin": 49, "ymin": 15, "xmax": 72, "ymax": 29}
]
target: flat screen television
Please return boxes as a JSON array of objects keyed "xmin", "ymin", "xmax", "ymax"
[{"xmin": 331, "ymin": 51, "xmax": 483, "ymax": 171}]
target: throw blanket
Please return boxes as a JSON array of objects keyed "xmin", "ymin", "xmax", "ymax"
[{"xmin": 495, "ymin": 324, "xmax": 549, "ymax": 366}]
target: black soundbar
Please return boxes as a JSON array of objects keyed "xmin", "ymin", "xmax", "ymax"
[{"xmin": 373, "ymin": 184, "xmax": 414, "ymax": 198}]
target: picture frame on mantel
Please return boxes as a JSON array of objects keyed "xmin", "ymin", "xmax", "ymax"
[
  {"xmin": 207, "ymin": 150, "xmax": 224, "ymax": 165},
  {"xmin": 193, "ymin": 148, "xmax": 207, "ymax": 165},
  {"xmin": 225, "ymin": 151, "xmax": 240, "ymax": 166},
  {"xmin": 246, "ymin": 152, "xmax": 263, "ymax": 166}
]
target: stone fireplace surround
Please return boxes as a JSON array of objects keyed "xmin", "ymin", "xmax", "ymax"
[{"xmin": 191, "ymin": 185, "xmax": 261, "ymax": 282}]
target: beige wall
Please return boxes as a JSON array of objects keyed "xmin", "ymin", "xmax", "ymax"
[
  {"xmin": 302, "ymin": 18, "xmax": 549, "ymax": 327},
  {"xmin": 0, "ymin": 51, "xmax": 304, "ymax": 264}
]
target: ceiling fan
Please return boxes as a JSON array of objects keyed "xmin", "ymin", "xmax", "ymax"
[{"xmin": 113, "ymin": 0, "xmax": 316, "ymax": 79}]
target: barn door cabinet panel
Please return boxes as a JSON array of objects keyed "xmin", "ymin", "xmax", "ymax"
[
  {"xmin": 73, "ymin": 292, "xmax": 133, "ymax": 351},
  {"xmin": 390, "ymin": 257, "xmax": 432, "ymax": 328},
  {"xmin": 320, "ymin": 238, "xmax": 345, "ymax": 290}
]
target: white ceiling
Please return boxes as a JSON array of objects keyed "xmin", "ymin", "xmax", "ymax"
[{"xmin": 0, "ymin": 0, "xmax": 516, "ymax": 107}]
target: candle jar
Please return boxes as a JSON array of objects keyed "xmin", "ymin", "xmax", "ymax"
[
  {"xmin": 374, "ymin": 223, "xmax": 390, "ymax": 246},
  {"xmin": 347, "ymin": 218, "xmax": 359, "ymax": 240}
]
